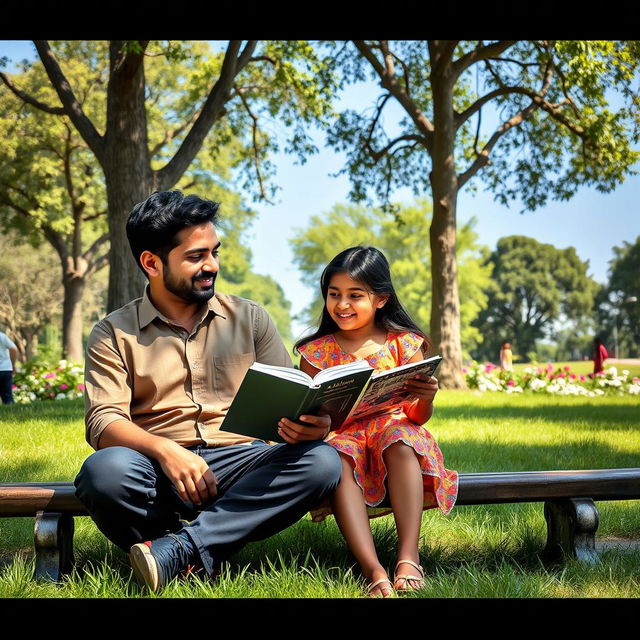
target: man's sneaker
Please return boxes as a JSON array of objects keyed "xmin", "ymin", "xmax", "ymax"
[{"xmin": 129, "ymin": 532, "xmax": 193, "ymax": 592}]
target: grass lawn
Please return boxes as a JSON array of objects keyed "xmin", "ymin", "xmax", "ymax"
[{"xmin": 1, "ymin": 393, "xmax": 639, "ymax": 598}]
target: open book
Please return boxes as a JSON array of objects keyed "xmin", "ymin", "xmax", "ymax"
[{"xmin": 219, "ymin": 355, "xmax": 442, "ymax": 442}]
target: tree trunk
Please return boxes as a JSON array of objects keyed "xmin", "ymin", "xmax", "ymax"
[
  {"xmin": 104, "ymin": 42, "xmax": 152, "ymax": 312},
  {"xmin": 429, "ymin": 58, "xmax": 466, "ymax": 389},
  {"xmin": 62, "ymin": 274, "xmax": 85, "ymax": 363}
]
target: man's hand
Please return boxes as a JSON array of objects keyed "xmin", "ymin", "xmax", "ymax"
[
  {"xmin": 277, "ymin": 414, "xmax": 331, "ymax": 444},
  {"xmin": 156, "ymin": 440, "xmax": 217, "ymax": 506}
]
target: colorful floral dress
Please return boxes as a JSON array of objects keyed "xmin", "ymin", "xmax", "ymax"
[{"xmin": 299, "ymin": 331, "xmax": 458, "ymax": 521}]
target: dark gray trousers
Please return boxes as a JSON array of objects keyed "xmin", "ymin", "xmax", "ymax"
[{"xmin": 74, "ymin": 440, "xmax": 341, "ymax": 576}]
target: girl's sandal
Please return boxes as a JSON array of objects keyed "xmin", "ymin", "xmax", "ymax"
[
  {"xmin": 393, "ymin": 559, "xmax": 425, "ymax": 592},
  {"xmin": 367, "ymin": 578, "xmax": 395, "ymax": 598}
]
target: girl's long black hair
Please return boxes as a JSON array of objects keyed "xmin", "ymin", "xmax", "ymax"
[{"xmin": 294, "ymin": 245, "xmax": 429, "ymax": 353}]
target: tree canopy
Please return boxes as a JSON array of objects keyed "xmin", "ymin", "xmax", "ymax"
[
  {"xmin": 324, "ymin": 40, "xmax": 640, "ymax": 386},
  {"xmin": 0, "ymin": 41, "xmax": 300, "ymax": 356},
  {"xmin": 596, "ymin": 235, "xmax": 640, "ymax": 358},
  {"xmin": 472, "ymin": 235, "xmax": 599, "ymax": 361},
  {"xmin": 1, "ymin": 40, "xmax": 335, "ymax": 311},
  {"xmin": 290, "ymin": 200, "xmax": 491, "ymax": 358}
]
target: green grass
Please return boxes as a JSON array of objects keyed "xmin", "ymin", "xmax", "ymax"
[{"xmin": 1, "ymin": 395, "xmax": 639, "ymax": 598}]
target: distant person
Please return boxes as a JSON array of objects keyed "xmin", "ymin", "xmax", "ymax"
[
  {"xmin": 295, "ymin": 246, "xmax": 457, "ymax": 597},
  {"xmin": 0, "ymin": 330, "xmax": 18, "ymax": 404},
  {"xmin": 593, "ymin": 336, "xmax": 608, "ymax": 374},
  {"xmin": 500, "ymin": 342, "xmax": 513, "ymax": 372}
]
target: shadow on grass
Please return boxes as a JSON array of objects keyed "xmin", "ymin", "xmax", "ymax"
[
  {"xmin": 444, "ymin": 437, "xmax": 640, "ymax": 473},
  {"xmin": 0, "ymin": 399, "xmax": 83, "ymax": 425},
  {"xmin": 436, "ymin": 401, "xmax": 637, "ymax": 427}
]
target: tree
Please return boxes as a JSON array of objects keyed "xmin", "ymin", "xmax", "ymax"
[
  {"xmin": 597, "ymin": 236, "xmax": 640, "ymax": 358},
  {"xmin": 326, "ymin": 40, "xmax": 640, "ymax": 386},
  {"xmin": 1, "ymin": 40, "xmax": 334, "ymax": 312},
  {"xmin": 0, "ymin": 54, "xmax": 109, "ymax": 362},
  {"xmin": 0, "ymin": 232, "xmax": 63, "ymax": 360},
  {"xmin": 471, "ymin": 235, "xmax": 599, "ymax": 362},
  {"xmin": 290, "ymin": 200, "xmax": 491, "ymax": 358}
]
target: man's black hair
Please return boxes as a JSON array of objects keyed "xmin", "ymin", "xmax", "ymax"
[{"xmin": 126, "ymin": 190, "xmax": 220, "ymax": 277}]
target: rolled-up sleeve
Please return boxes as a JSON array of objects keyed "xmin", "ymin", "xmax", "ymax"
[
  {"xmin": 84, "ymin": 321, "xmax": 133, "ymax": 450},
  {"xmin": 253, "ymin": 305, "xmax": 292, "ymax": 368}
]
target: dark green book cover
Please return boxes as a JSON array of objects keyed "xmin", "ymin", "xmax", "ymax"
[{"xmin": 220, "ymin": 362, "xmax": 374, "ymax": 442}]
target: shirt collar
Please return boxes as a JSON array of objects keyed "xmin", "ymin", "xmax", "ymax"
[{"xmin": 138, "ymin": 286, "xmax": 227, "ymax": 330}]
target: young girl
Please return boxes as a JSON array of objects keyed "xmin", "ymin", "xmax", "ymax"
[{"xmin": 294, "ymin": 246, "xmax": 458, "ymax": 597}]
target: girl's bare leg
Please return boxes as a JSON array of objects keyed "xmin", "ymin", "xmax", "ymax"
[
  {"xmin": 383, "ymin": 441, "xmax": 425, "ymax": 590},
  {"xmin": 330, "ymin": 453, "xmax": 392, "ymax": 597}
]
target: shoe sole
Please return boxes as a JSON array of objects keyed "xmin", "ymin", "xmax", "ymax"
[{"xmin": 129, "ymin": 543, "xmax": 160, "ymax": 592}]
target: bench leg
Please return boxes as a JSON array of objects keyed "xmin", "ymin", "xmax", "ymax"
[
  {"xmin": 543, "ymin": 498, "xmax": 599, "ymax": 566},
  {"xmin": 34, "ymin": 511, "xmax": 75, "ymax": 581}
]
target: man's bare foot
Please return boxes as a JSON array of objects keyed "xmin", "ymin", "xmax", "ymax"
[
  {"xmin": 393, "ymin": 559, "xmax": 425, "ymax": 592},
  {"xmin": 366, "ymin": 566, "xmax": 394, "ymax": 598}
]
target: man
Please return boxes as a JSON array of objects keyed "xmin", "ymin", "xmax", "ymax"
[
  {"xmin": 74, "ymin": 191, "xmax": 341, "ymax": 591},
  {"xmin": 0, "ymin": 329, "xmax": 18, "ymax": 404}
]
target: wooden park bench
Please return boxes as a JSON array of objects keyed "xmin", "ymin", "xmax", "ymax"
[{"xmin": 2, "ymin": 467, "xmax": 640, "ymax": 581}]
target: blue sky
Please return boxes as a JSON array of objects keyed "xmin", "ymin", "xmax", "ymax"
[{"xmin": 2, "ymin": 41, "xmax": 638, "ymax": 337}]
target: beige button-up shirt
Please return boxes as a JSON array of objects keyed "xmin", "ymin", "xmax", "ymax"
[{"xmin": 84, "ymin": 288, "xmax": 292, "ymax": 450}]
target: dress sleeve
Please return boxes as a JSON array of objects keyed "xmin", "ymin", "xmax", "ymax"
[
  {"xmin": 395, "ymin": 332, "xmax": 425, "ymax": 365},
  {"xmin": 298, "ymin": 336, "xmax": 335, "ymax": 370}
]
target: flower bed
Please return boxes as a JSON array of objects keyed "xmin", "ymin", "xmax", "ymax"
[
  {"xmin": 464, "ymin": 362, "xmax": 640, "ymax": 396},
  {"xmin": 12, "ymin": 359, "xmax": 84, "ymax": 403}
]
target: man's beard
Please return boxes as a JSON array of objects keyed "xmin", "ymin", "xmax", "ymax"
[{"xmin": 163, "ymin": 268, "xmax": 217, "ymax": 304}]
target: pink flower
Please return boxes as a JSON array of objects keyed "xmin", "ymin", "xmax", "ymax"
[
  {"xmin": 633, "ymin": 377, "xmax": 639, "ymax": 385},
  {"xmin": 579, "ymin": 375, "xmax": 586, "ymax": 381},
  {"xmin": 11, "ymin": 384, "xmax": 17, "ymax": 390},
  {"xmin": 462, "ymin": 367, "xmax": 468, "ymax": 374},
  {"xmin": 546, "ymin": 364, "xmax": 553, "ymax": 372},
  {"xmin": 564, "ymin": 366, "xmax": 570, "ymax": 372},
  {"xmin": 547, "ymin": 373, "xmax": 554, "ymax": 379},
  {"xmin": 60, "ymin": 384, "xmax": 68, "ymax": 390},
  {"xmin": 570, "ymin": 374, "xmax": 576, "ymax": 380},
  {"xmin": 77, "ymin": 383, "xmax": 85, "ymax": 391},
  {"xmin": 507, "ymin": 380, "xmax": 515, "ymax": 386},
  {"xmin": 537, "ymin": 368, "xmax": 543, "ymax": 374},
  {"xmin": 43, "ymin": 372, "xmax": 56, "ymax": 379},
  {"xmin": 557, "ymin": 372, "xmax": 565, "ymax": 378}
]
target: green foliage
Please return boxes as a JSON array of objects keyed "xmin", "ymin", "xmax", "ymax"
[
  {"xmin": 597, "ymin": 235, "xmax": 640, "ymax": 358},
  {"xmin": 0, "ymin": 41, "xmax": 297, "ymax": 343},
  {"xmin": 289, "ymin": 200, "xmax": 491, "ymax": 356},
  {"xmin": 472, "ymin": 236, "xmax": 599, "ymax": 361},
  {"xmin": 327, "ymin": 41, "xmax": 640, "ymax": 212}
]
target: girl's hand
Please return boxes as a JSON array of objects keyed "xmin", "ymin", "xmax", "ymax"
[
  {"xmin": 404, "ymin": 374, "xmax": 439, "ymax": 404},
  {"xmin": 404, "ymin": 375, "xmax": 438, "ymax": 425}
]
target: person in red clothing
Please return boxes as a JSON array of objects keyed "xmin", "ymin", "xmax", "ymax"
[{"xmin": 593, "ymin": 336, "xmax": 608, "ymax": 374}]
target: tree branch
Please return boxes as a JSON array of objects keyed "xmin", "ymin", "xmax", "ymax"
[
  {"xmin": 82, "ymin": 233, "xmax": 109, "ymax": 263},
  {"xmin": 0, "ymin": 193, "xmax": 68, "ymax": 263},
  {"xmin": 154, "ymin": 40, "xmax": 258, "ymax": 190},
  {"xmin": 0, "ymin": 72, "xmax": 66, "ymax": 114},
  {"xmin": 82, "ymin": 209, "xmax": 107, "ymax": 222},
  {"xmin": 353, "ymin": 40, "xmax": 434, "ymax": 153},
  {"xmin": 33, "ymin": 40, "xmax": 105, "ymax": 163},
  {"xmin": 456, "ymin": 86, "xmax": 536, "ymax": 128},
  {"xmin": 234, "ymin": 86, "xmax": 271, "ymax": 202},
  {"xmin": 458, "ymin": 59, "xmax": 570, "ymax": 188},
  {"xmin": 367, "ymin": 133, "xmax": 428, "ymax": 164},
  {"xmin": 452, "ymin": 41, "xmax": 518, "ymax": 79},
  {"xmin": 149, "ymin": 111, "xmax": 199, "ymax": 158}
]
